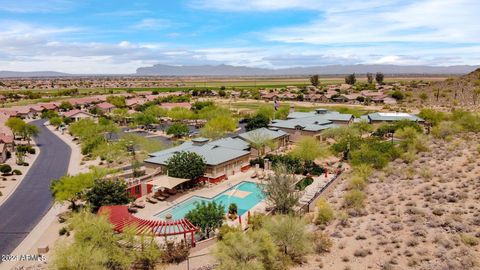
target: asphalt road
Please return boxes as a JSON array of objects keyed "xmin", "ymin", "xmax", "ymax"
[{"xmin": 0, "ymin": 119, "xmax": 71, "ymax": 257}]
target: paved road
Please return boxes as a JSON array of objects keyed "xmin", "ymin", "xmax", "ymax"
[{"xmin": 0, "ymin": 119, "xmax": 71, "ymax": 256}]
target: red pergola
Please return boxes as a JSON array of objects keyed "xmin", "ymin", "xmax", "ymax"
[{"xmin": 98, "ymin": 205, "xmax": 199, "ymax": 246}]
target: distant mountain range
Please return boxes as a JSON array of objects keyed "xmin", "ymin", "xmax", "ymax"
[
  {"xmin": 0, "ymin": 71, "xmax": 70, "ymax": 78},
  {"xmin": 1, "ymin": 64, "xmax": 479, "ymax": 78},
  {"xmin": 136, "ymin": 64, "xmax": 479, "ymax": 76}
]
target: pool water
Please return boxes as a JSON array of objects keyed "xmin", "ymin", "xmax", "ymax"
[{"xmin": 155, "ymin": 181, "xmax": 265, "ymax": 220}]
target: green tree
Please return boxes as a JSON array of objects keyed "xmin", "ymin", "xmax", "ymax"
[
  {"xmin": 201, "ymin": 115, "xmax": 237, "ymax": 139},
  {"xmin": 133, "ymin": 112, "xmax": 157, "ymax": 127},
  {"xmin": 262, "ymin": 165, "xmax": 300, "ymax": 214},
  {"xmin": 20, "ymin": 124, "xmax": 40, "ymax": 144},
  {"xmin": 5, "ymin": 117, "xmax": 25, "ymax": 137},
  {"xmin": 215, "ymin": 229, "xmax": 280, "ymax": 270},
  {"xmin": 246, "ymin": 130, "xmax": 277, "ymax": 157},
  {"xmin": 51, "ymin": 169, "xmax": 106, "ymax": 211},
  {"xmin": 345, "ymin": 73, "xmax": 356, "ymax": 85},
  {"xmin": 111, "ymin": 108, "xmax": 129, "ymax": 125},
  {"xmin": 106, "ymin": 95, "xmax": 127, "ymax": 108},
  {"xmin": 166, "ymin": 151, "xmax": 206, "ymax": 180},
  {"xmin": 310, "ymin": 75, "xmax": 320, "ymax": 87},
  {"xmin": 375, "ymin": 72, "xmax": 384, "ymax": 84},
  {"xmin": 352, "ymin": 119, "xmax": 374, "ymax": 136},
  {"xmin": 290, "ymin": 137, "xmax": 330, "ymax": 161},
  {"xmin": 245, "ymin": 114, "xmax": 270, "ymax": 131},
  {"xmin": 86, "ymin": 178, "xmax": 132, "ymax": 212},
  {"xmin": 264, "ymin": 215, "xmax": 313, "ymax": 261},
  {"xmin": 167, "ymin": 107, "xmax": 195, "ymax": 120},
  {"xmin": 59, "ymin": 101, "xmax": 73, "ymax": 111},
  {"xmin": 49, "ymin": 116, "xmax": 63, "ymax": 128},
  {"xmin": 185, "ymin": 201, "xmax": 224, "ymax": 238},
  {"xmin": 52, "ymin": 210, "xmax": 162, "ymax": 270},
  {"xmin": 166, "ymin": 123, "xmax": 189, "ymax": 138},
  {"xmin": 256, "ymin": 105, "xmax": 275, "ymax": 120}
]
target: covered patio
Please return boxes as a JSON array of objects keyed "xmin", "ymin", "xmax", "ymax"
[{"xmin": 99, "ymin": 205, "xmax": 199, "ymax": 246}]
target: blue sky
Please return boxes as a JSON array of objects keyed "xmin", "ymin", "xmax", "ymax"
[{"xmin": 0, "ymin": 0, "xmax": 479, "ymax": 73}]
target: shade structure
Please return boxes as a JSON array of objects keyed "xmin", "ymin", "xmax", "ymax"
[
  {"xmin": 99, "ymin": 206, "xmax": 199, "ymax": 246},
  {"xmin": 148, "ymin": 175, "xmax": 190, "ymax": 190}
]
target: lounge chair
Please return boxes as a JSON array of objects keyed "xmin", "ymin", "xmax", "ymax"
[
  {"xmin": 133, "ymin": 201, "xmax": 145, "ymax": 208},
  {"xmin": 146, "ymin": 197, "xmax": 157, "ymax": 204},
  {"xmin": 154, "ymin": 194, "xmax": 167, "ymax": 201},
  {"xmin": 251, "ymin": 172, "xmax": 257, "ymax": 178},
  {"xmin": 158, "ymin": 191, "xmax": 170, "ymax": 198},
  {"xmin": 166, "ymin": 189, "xmax": 177, "ymax": 195}
]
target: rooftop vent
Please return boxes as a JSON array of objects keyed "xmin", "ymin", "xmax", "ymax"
[
  {"xmin": 192, "ymin": 137, "xmax": 209, "ymax": 146},
  {"xmin": 315, "ymin": 108, "xmax": 328, "ymax": 114}
]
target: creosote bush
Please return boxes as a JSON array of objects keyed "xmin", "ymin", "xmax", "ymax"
[{"xmin": 315, "ymin": 198, "xmax": 335, "ymax": 225}]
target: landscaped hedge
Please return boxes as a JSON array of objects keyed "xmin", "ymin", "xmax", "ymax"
[
  {"xmin": 250, "ymin": 154, "xmax": 325, "ymax": 176},
  {"xmin": 295, "ymin": 176, "xmax": 314, "ymax": 191}
]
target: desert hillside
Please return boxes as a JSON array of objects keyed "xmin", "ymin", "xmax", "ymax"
[
  {"xmin": 296, "ymin": 134, "xmax": 480, "ymax": 270},
  {"xmin": 412, "ymin": 69, "xmax": 480, "ymax": 108}
]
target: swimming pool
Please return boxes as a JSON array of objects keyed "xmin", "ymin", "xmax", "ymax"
[{"xmin": 154, "ymin": 181, "xmax": 265, "ymax": 220}]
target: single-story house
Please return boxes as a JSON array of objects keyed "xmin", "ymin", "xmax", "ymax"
[
  {"xmin": 360, "ymin": 112, "xmax": 424, "ymax": 124},
  {"xmin": 62, "ymin": 109, "xmax": 95, "ymax": 122},
  {"xmin": 96, "ymin": 102, "xmax": 116, "ymax": 113},
  {"xmin": 144, "ymin": 137, "xmax": 251, "ymax": 183},
  {"xmin": 270, "ymin": 108, "xmax": 353, "ymax": 141}
]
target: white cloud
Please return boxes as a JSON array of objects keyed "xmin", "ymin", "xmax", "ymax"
[
  {"xmin": 0, "ymin": 0, "xmax": 77, "ymax": 13},
  {"xmin": 264, "ymin": 0, "xmax": 480, "ymax": 44},
  {"xmin": 131, "ymin": 18, "xmax": 172, "ymax": 30}
]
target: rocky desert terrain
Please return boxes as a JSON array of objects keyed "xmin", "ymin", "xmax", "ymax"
[{"xmin": 296, "ymin": 134, "xmax": 480, "ymax": 270}]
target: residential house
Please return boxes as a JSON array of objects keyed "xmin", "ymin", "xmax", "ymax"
[
  {"xmin": 360, "ymin": 112, "xmax": 424, "ymax": 124},
  {"xmin": 270, "ymin": 108, "xmax": 354, "ymax": 141},
  {"xmin": 96, "ymin": 102, "xmax": 116, "ymax": 113},
  {"xmin": 62, "ymin": 109, "xmax": 95, "ymax": 122},
  {"xmin": 144, "ymin": 137, "xmax": 251, "ymax": 183}
]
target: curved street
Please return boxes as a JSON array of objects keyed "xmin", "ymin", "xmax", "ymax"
[{"xmin": 0, "ymin": 119, "xmax": 71, "ymax": 256}]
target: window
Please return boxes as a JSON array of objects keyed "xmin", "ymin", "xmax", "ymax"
[{"xmin": 135, "ymin": 185, "xmax": 141, "ymax": 194}]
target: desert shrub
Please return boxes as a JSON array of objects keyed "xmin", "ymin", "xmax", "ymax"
[
  {"xmin": 460, "ymin": 234, "xmax": 479, "ymax": 246},
  {"xmin": 0, "ymin": 164, "xmax": 12, "ymax": 175},
  {"xmin": 12, "ymin": 169, "xmax": 22, "ymax": 175},
  {"xmin": 351, "ymin": 145, "xmax": 389, "ymax": 169},
  {"xmin": 315, "ymin": 199, "xmax": 334, "ymax": 225},
  {"xmin": 218, "ymin": 225, "xmax": 241, "ymax": 240},
  {"xmin": 353, "ymin": 248, "xmax": 371, "ymax": 257},
  {"xmin": 161, "ymin": 241, "xmax": 190, "ymax": 264},
  {"xmin": 432, "ymin": 121, "xmax": 463, "ymax": 139},
  {"xmin": 313, "ymin": 231, "xmax": 333, "ymax": 253},
  {"xmin": 343, "ymin": 189, "xmax": 366, "ymax": 209},
  {"xmin": 248, "ymin": 213, "xmax": 267, "ymax": 231},
  {"xmin": 348, "ymin": 175, "xmax": 367, "ymax": 190}
]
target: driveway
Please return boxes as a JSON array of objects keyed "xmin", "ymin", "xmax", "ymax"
[{"xmin": 0, "ymin": 119, "xmax": 71, "ymax": 257}]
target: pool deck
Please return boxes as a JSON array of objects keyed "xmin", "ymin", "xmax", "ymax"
[{"xmin": 134, "ymin": 169, "xmax": 266, "ymax": 220}]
